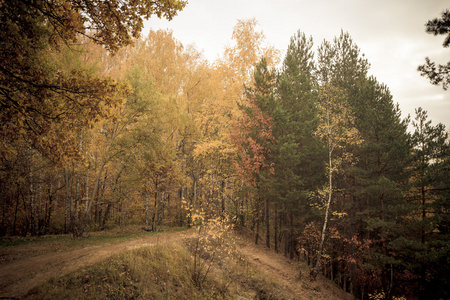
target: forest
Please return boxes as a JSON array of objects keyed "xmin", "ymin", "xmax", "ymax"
[{"xmin": 0, "ymin": 1, "xmax": 449, "ymax": 299}]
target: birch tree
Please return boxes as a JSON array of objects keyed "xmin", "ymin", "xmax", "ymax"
[{"xmin": 313, "ymin": 83, "xmax": 362, "ymax": 277}]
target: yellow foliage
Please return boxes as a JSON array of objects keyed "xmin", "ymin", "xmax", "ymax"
[
  {"xmin": 332, "ymin": 211, "xmax": 347, "ymax": 218},
  {"xmin": 368, "ymin": 291, "xmax": 406, "ymax": 300}
]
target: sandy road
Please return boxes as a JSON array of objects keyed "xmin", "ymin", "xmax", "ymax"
[
  {"xmin": 235, "ymin": 235, "xmax": 353, "ymax": 300},
  {"xmin": 0, "ymin": 230, "xmax": 194, "ymax": 299}
]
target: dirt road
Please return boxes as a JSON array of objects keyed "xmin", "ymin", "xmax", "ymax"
[
  {"xmin": 236, "ymin": 235, "xmax": 353, "ymax": 300},
  {"xmin": 0, "ymin": 229, "xmax": 352, "ymax": 299},
  {"xmin": 0, "ymin": 230, "xmax": 194, "ymax": 299}
]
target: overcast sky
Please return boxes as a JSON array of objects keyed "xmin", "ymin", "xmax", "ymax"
[{"xmin": 143, "ymin": 0, "xmax": 449, "ymax": 130}]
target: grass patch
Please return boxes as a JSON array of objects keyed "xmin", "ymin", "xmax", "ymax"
[
  {"xmin": 24, "ymin": 237, "xmax": 293, "ymax": 300},
  {"xmin": 0, "ymin": 226, "xmax": 187, "ymax": 249},
  {"xmin": 25, "ymin": 241, "xmax": 227, "ymax": 299},
  {"xmin": 0, "ymin": 234, "xmax": 72, "ymax": 247}
]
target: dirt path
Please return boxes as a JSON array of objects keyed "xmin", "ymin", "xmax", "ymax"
[
  {"xmin": 236, "ymin": 235, "xmax": 353, "ymax": 300},
  {"xmin": 0, "ymin": 230, "xmax": 194, "ymax": 299},
  {"xmin": 1, "ymin": 230, "xmax": 352, "ymax": 300}
]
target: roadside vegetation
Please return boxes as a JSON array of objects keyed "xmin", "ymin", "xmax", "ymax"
[{"xmin": 24, "ymin": 238, "xmax": 291, "ymax": 300}]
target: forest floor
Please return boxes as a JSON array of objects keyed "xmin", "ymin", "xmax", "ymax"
[{"xmin": 0, "ymin": 227, "xmax": 353, "ymax": 299}]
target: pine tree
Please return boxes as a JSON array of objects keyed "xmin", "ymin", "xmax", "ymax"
[
  {"xmin": 275, "ymin": 30, "xmax": 325, "ymax": 257},
  {"xmin": 316, "ymin": 31, "xmax": 411, "ymax": 296},
  {"xmin": 409, "ymin": 108, "xmax": 450, "ymax": 298},
  {"xmin": 418, "ymin": 9, "xmax": 450, "ymax": 90}
]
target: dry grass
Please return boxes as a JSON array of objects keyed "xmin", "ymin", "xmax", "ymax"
[
  {"xmin": 23, "ymin": 237, "xmax": 292, "ymax": 300},
  {"xmin": 0, "ymin": 226, "xmax": 187, "ymax": 262}
]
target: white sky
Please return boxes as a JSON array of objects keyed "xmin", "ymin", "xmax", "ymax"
[{"xmin": 143, "ymin": 0, "xmax": 450, "ymax": 130}]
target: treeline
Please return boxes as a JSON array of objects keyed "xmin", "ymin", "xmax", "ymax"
[
  {"xmin": 0, "ymin": 5, "xmax": 279, "ymax": 239},
  {"xmin": 233, "ymin": 31, "xmax": 450, "ymax": 299},
  {"xmin": 0, "ymin": 1, "xmax": 449, "ymax": 299}
]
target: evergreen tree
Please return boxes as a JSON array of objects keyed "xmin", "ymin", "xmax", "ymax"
[
  {"xmin": 231, "ymin": 58, "xmax": 277, "ymax": 246},
  {"xmin": 418, "ymin": 9, "xmax": 450, "ymax": 90},
  {"xmin": 316, "ymin": 31, "xmax": 411, "ymax": 297},
  {"xmin": 275, "ymin": 30, "xmax": 325, "ymax": 257},
  {"xmin": 355, "ymin": 77, "xmax": 411, "ymax": 298},
  {"xmin": 408, "ymin": 108, "xmax": 450, "ymax": 299}
]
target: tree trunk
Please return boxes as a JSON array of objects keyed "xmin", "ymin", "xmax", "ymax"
[
  {"xmin": 314, "ymin": 147, "xmax": 333, "ymax": 277},
  {"xmin": 101, "ymin": 202, "xmax": 112, "ymax": 230},
  {"xmin": 178, "ymin": 188, "xmax": 183, "ymax": 227},
  {"xmin": 80, "ymin": 120, "xmax": 121, "ymax": 236},
  {"xmin": 21, "ymin": 189, "xmax": 30, "ymax": 236},
  {"xmin": 29, "ymin": 151, "xmax": 36, "ymax": 236},
  {"xmin": 145, "ymin": 180, "xmax": 151, "ymax": 226},
  {"xmin": 255, "ymin": 206, "xmax": 260, "ymax": 245},
  {"xmin": 43, "ymin": 190, "xmax": 54, "ymax": 235},
  {"xmin": 0, "ymin": 190, "xmax": 5, "ymax": 236},
  {"xmin": 289, "ymin": 213, "xmax": 294, "ymax": 260},
  {"xmin": 80, "ymin": 159, "xmax": 107, "ymax": 236},
  {"xmin": 265, "ymin": 197, "xmax": 270, "ymax": 248},
  {"xmin": 421, "ymin": 183, "xmax": 426, "ymax": 244},
  {"xmin": 13, "ymin": 185, "xmax": 20, "ymax": 236},
  {"xmin": 274, "ymin": 208, "xmax": 278, "ymax": 253},
  {"xmin": 72, "ymin": 177, "xmax": 81, "ymax": 237},
  {"xmin": 152, "ymin": 181, "xmax": 158, "ymax": 231},
  {"xmin": 221, "ymin": 180, "xmax": 226, "ymax": 219}
]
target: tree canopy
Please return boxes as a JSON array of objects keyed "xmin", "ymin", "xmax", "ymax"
[
  {"xmin": 418, "ymin": 9, "xmax": 450, "ymax": 90},
  {"xmin": 0, "ymin": 0, "xmax": 186, "ymax": 163}
]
